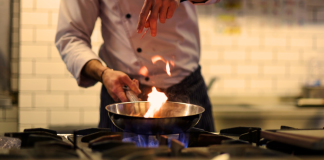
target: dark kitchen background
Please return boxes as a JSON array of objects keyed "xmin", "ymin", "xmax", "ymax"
[{"xmin": 1, "ymin": 0, "xmax": 324, "ymax": 134}]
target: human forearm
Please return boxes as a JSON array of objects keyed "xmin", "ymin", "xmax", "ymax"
[
  {"xmin": 82, "ymin": 59, "xmax": 141, "ymax": 103},
  {"xmin": 56, "ymin": 0, "xmax": 102, "ymax": 87},
  {"xmin": 82, "ymin": 60, "xmax": 109, "ymax": 82}
]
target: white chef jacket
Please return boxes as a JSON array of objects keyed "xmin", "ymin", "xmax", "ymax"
[{"xmin": 55, "ymin": 0, "xmax": 220, "ymax": 89}]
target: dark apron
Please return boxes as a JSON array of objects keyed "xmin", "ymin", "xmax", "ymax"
[{"xmin": 98, "ymin": 66, "xmax": 215, "ymax": 132}]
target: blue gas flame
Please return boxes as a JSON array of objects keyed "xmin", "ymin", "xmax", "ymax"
[
  {"xmin": 122, "ymin": 135, "xmax": 159, "ymax": 147},
  {"xmin": 178, "ymin": 133, "xmax": 189, "ymax": 148},
  {"xmin": 122, "ymin": 133, "xmax": 189, "ymax": 148},
  {"xmin": 167, "ymin": 134, "xmax": 189, "ymax": 148},
  {"xmin": 137, "ymin": 135, "xmax": 159, "ymax": 147}
]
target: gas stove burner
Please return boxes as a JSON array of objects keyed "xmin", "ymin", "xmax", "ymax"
[
  {"xmin": 69, "ymin": 127, "xmax": 231, "ymax": 150},
  {"xmin": 2, "ymin": 126, "xmax": 324, "ymax": 159}
]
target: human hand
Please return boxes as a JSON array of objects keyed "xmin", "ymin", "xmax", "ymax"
[
  {"xmin": 102, "ymin": 69, "xmax": 141, "ymax": 102},
  {"xmin": 137, "ymin": 0, "xmax": 180, "ymax": 37}
]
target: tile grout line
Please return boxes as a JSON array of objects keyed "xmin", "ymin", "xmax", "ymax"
[
  {"xmin": 47, "ymin": 108, "xmax": 51, "ymax": 127},
  {"xmin": 33, "ymin": 0, "xmax": 36, "ymax": 10}
]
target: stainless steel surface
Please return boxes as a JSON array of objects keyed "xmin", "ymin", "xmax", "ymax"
[
  {"xmin": 124, "ymin": 87, "xmax": 140, "ymax": 102},
  {"xmin": 302, "ymin": 87, "xmax": 324, "ymax": 98},
  {"xmin": 0, "ymin": 0, "xmax": 12, "ymax": 108},
  {"xmin": 106, "ymin": 101, "xmax": 205, "ymax": 134},
  {"xmin": 261, "ymin": 130, "xmax": 324, "ymax": 150}
]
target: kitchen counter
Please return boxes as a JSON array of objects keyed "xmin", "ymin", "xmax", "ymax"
[
  {"xmin": 213, "ymin": 104, "xmax": 324, "ymax": 117},
  {"xmin": 212, "ymin": 104, "xmax": 324, "ymax": 132}
]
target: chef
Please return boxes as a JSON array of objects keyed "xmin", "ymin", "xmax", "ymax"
[{"xmin": 55, "ymin": 0, "xmax": 219, "ymax": 132}]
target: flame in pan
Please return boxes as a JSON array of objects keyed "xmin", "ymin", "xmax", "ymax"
[
  {"xmin": 144, "ymin": 87, "xmax": 168, "ymax": 118},
  {"xmin": 141, "ymin": 56, "xmax": 172, "ymax": 118}
]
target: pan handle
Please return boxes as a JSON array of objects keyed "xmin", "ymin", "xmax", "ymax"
[{"xmin": 123, "ymin": 86, "xmax": 140, "ymax": 102}]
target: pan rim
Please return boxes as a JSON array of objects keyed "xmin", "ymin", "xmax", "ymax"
[{"xmin": 105, "ymin": 101, "xmax": 205, "ymax": 119}]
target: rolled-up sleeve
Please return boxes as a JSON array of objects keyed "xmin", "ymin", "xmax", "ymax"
[
  {"xmin": 55, "ymin": 0, "xmax": 101, "ymax": 88},
  {"xmin": 188, "ymin": 0, "xmax": 221, "ymax": 5}
]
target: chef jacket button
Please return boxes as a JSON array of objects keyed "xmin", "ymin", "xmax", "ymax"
[
  {"xmin": 137, "ymin": 48, "xmax": 142, "ymax": 53},
  {"xmin": 145, "ymin": 77, "xmax": 150, "ymax": 81},
  {"xmin": 126, "ymin": 14, "xmax": 131, "ymax": 19}
]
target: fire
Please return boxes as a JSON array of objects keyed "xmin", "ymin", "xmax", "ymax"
[
  {"xmin": 141, "ymin": 55, "xmax": 172, "ymax": 118},
  {"xmin": 139, "ymin": 66, "xmax": 149, "ymax": 76},
  {"xmin": 166, "ymin": 62, "xmax": 171, "ymax": 76},
  {"xmin": 151, "ymin": 55, "xmax": 172, "ymax": 76},
  {"xmin": 151, "ymin": 55, "xmax": 165, "ymax": 64},
  {"xmin": 170, "ymin": 60, "xmax": 175, "ymax": 67},
  {"xmin": 144, "ymin": 87, "xmax": 168, "ymax": 118}
]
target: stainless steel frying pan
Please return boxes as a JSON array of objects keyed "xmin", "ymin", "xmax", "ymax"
[{"xmin": 105, "ymin": 89, "xmax": 205, "ymax": 135}]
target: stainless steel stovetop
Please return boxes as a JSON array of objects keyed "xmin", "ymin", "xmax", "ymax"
[{"xmin": 1, "ymin": 126, "xmax": 324, "ymax": 160}]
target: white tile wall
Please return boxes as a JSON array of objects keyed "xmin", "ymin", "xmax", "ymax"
[
  {"xmin": 20, "ymin": 110, "xmax": 47, "ymax": 124},
  {"xmin": 50, "ymin": 45, "xmax": 61, "ymax": 58},
  {"xmin": 210, "ymin": 35, "xmax": 234, "ymax": 47},
  {"xmin": 34, "ymin": 94, "xmax": 65, "ymax": 108},
  {"xmin": 18, "ymin": 0, "xmax": 324, "ymax": 129},
  {"xmin": 20, "ymin": 78, "xmax": 48, "ymax": 91},
  {"xmin": 20, "ymin": 61, "xmax": 33, "ymax": 74},
  {"xmin": 36, "ymin": 29, "xmax": 56, "ymax": 42},
  {"xmin": 21, "ymin": 0, "xmax": 33, "ymax": 9},
  {"xmin": 263, "ymin": 65, "xmax": 287, "ymax": 75},
  {"xmin": 276, "ymin": 78, "xmax": 301, "ymax": 89},
  {"xmin": 20, "ymin": 45, "xmax": 49, "ymax": 58},
  {"xmin": 317, "ymin": 38, "xmax": 324, "ymax": 49},
  {"xmin": 50, "ymin": 78, "xmax": 81, "ymax": 91},
  {"xmin": 36, "ymin": 0, "xmax": 60, "ymax": 9},
  {"xmin": 210, "ymin": 64, "xmax": 233, "ymax": 75},
  {"xmin": 83, "ymin": 110, "xmax": 100, "ymax": 125},
  {"xmin": 68, "ymin": 94, "xmax": 99, "ymax": 108},
  {"xmin": 237, "ymin": 36, "xmax": 261, "ymax": 47},
  {"xmin": 21, "ymin": 12, "xmax": 48, "ymax": 25},
  {"xmin": 19, "ymin": 93, "xmax": 33, "ymax": 108},
  {"xmin": 288, "ymin": 64, "xmax": 307, "ymax": 76},
  {"xmin": 200, "ymin": 49, "xmax": 219, "ymax": 60},
  {"xmin": 264, "ymin": 36, "xmax": 287, "ymax": 48},
  {"xmin": 250, "ymin": 79, "xmax": 273, "ymax": 89},
  {"xmin": 223, "ymin": 50, "xmax": 246, "ymax": 61},
  {"xmin": 290, "ymin": 37, "xmax": 313, "ymax": 48},
  {"xmin": 50, "ymin": 110, "xmax": 81, "ymax": 125},
  {"xmin": 277, "ymin": 51, "xmax": 300, "ymax": 61},
  {"xmin": 20, "ymin": 28, "xmax": 34, "ymax": 42},
  {"xmin": 35, "ymin": 61, "xmax": 66, "ymax": 75},
  {"xmin": 51, "ymin": 13, "xmax": 59, "ymax": 26},
  {"xmin": 19, "ymin": 0, "xmax": 102, "ymax": 129},
  {"xmin": 250, "ymin": 50, "xmax": 273, "ymax": 61},
  {"xmin": 235, "ymin": 64, "xmax": 259, "ymax": 75},
  {"xmin": 223, "ymin": 79, "xmax": 246, "ymax": 89}
]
